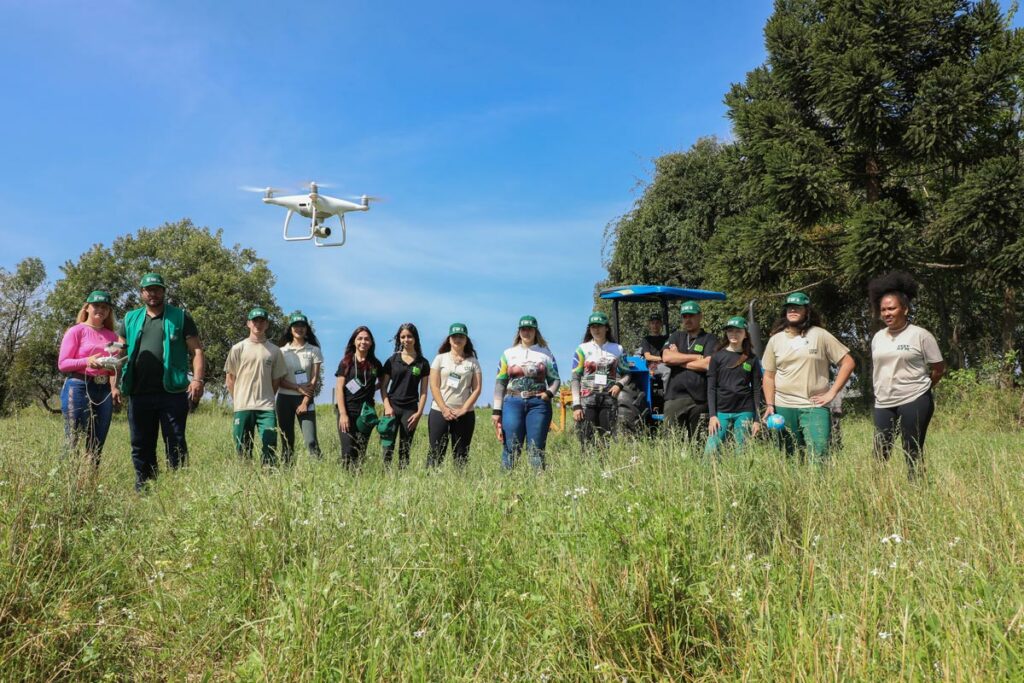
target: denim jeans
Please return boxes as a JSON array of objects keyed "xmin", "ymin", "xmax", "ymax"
[
  {"xmin": 127, "ymin": 391, "xmax": 190, "ymax": 490},
  {"xmin": 60, "ymin": 377, "xmax": 113, "ymax": 463},
  {"xmin": 501, "ymin": 396, "xmax": 552, "ymax": 470}
]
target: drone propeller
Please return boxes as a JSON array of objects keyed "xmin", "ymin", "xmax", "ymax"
[
  {"xmin": 240, "ymin": 185, "xmax": 288, "ymax": 195},
  {"xmin": 347, "ymin": 194, "xmax": 386, "ymax": 203}
]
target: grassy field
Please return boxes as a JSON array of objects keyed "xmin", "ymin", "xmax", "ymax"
[{"xmin": 2, "ymin": 395, "xmax": 1023, "ymax": 681}]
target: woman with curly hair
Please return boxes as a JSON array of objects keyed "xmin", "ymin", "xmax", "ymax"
[{"xmin": 868, "ymin": 272, "xmax": 945, "ymax": 477}]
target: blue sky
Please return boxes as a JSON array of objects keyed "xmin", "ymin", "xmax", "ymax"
[{"xmin": 0, "ymin": 1, "xmax": 807, "ymax": 394}]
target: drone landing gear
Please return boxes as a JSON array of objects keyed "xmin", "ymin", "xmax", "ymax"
[{"xmin": 281, "ymin": 210, "xmax": 347, "ymax": 248}]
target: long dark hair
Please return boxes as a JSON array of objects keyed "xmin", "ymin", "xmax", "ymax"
[
  {"xmin": 868, "ymin": 271, "xmax": 918, "ymax": 317},
  {"xmin": 438, "ymin": 334, "xmax": 478, "ymax": 358},
  {"xmin": 719, "ymin": 331, "xmax": 754, "ymax": 368},
  {"xmin": 392, "ymin": 323, "xmax": 423, "ymax": 358},
  {"xmin": 770, "ymin": 304, "xmax": 823, "ymax": 335},
  {"xmin": 582, "ymin": 323, "xmax": 618, "ymax": 344},
  {"xmin": 340, "ymin": 326, "xmax": 379, "ymax": 375},
  {"xmin": 277, "ymin": 320, "xmax": 321, "ymax": 349}
]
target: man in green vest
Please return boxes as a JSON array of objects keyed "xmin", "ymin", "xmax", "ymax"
[{"xmin": 117, "ymin": 273, "xmax": 206, "ymax": 491}]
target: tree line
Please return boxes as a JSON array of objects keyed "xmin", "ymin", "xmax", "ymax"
[{"xmin": 598, "ymin": 0, "xmax": 1024, "ymax": 394}]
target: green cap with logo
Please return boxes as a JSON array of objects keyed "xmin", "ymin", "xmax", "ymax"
[
  {"xmin": 724, "ymin": 315, "xmax": 748, "ymax": 329},
  {"xmin": 248, "ymin": 307, "xmax": 269, "ymax": 320},
  {"xmin": 86, "ymin": 290, "xmax": 112, "ymax": 305},
  {"xmin": 679, "ymin": 300, "xmax": 702, "ymax": 315},
  {"xmin": 449, "ymin": 322, "xmax": 468, "ymax": 336},
  {"xmin": 376, "ymin": 415, "xmax": 398, "ymax": 447},
  {"xmin": 140, "ymin": 272, "xmax": 165, "ymax": 289},
  {"xmin": 355, "ymin": 402, "xmax": 379, "ymax": 435},
  {"xmin": 785, "ymin": 292, "xmax": 811, "ymax": 306},
  {"xmin": 288, "ymin": 311, "xmax": 308, "ymax": 325},
  {"xmin": 588, "ymin": 311, "xmax": 609, "ymax": 326},
  {"xmin": 518, "ymin": 315, "xmax": 538, "ymax": 329}
]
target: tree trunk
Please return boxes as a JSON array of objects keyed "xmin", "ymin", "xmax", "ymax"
[{"xmin": 865, "ymin": 154, "xmax": 881, "ymax": 202}]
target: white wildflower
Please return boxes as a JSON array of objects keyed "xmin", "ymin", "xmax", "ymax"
[
  {"xmin": 870, "ymin": 568, "xmax": 881, "ymax": 577},
  {"xmin": 413, "ymin": 629, "xmax": 427, "ymax": 638},
  {"xmin": 745, "ymin": 553, "xmax": 755, "ymax": 562},
  {"xmin": 731, "ymin": 500, "xmax": 739, "ymax": 508},
  {"xmin": 730, "ymin": 588, "xmax": 743, "ymax": 601},
  {"xmin": 878, "ymin": 631, "xmax": 892, "ymax": 640},
  {"xmin": 601, "ymin": 470, "xmax": 613, "ymax": 480}
]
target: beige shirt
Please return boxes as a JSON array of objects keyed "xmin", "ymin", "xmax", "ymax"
[
  {"xmin": 762, "ymin": 326, "xmax": 850, "ymax": 408},
  {"xmin": 279, "ymin": 342, "xmax": 324, "ymax": 397},
  {"xmin": 430, "ymin": 352, "xmax": 482, "ymax": 411},
  {"xmin": 871, "ymin": 324, "xmax": 942, "ymax": 408},
  {"xmin": 224, "ymin": 339, "xmax": 288, "ymax": 411}
]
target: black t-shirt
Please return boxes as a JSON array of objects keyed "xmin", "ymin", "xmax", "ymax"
[
  {"xmin": 334, "ymin": 356, "xmax": 384, "ymax": 408},
  {"xmin": 664, "ymin": 329, "xmax": 717, "ymax": 402},
  {"xmin": 382, "ymin": 353, "xmax": 431, "ymax": 408},
  {"xmin": 707, "ymin": 349, "xmax": 762, "ymax": 414},
  {"xmin": 117, "ymin": 310, "xmax": 199, "ymax": 395},
  {"xmin": 640, "ymin": 334, "xmax": 668, "ymax": 359}
]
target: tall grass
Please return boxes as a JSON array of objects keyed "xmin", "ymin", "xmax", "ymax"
[{"xmin": 1, "ymin": 396, "xmax": 1023, "ymax": 680}]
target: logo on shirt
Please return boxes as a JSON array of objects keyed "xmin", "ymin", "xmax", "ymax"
[
  {"xmin": 412, "ymin": 366, "xmax": 422, "ymax": 376},
  {"xmin": 897, "ymin": 344, "xmax": 911, "ymax": 351},
  {"xmin": 694, "ymin": 344, "xmax": 704, "ymax": 353}
]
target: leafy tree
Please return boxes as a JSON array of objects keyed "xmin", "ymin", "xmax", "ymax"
[
  {"xmin": 15, "ymin": 220, "xmax": 281, "ymax": 409},
  {"xmin": 0, "ymin": 258, "xmax": 47, "ymax": 412}
]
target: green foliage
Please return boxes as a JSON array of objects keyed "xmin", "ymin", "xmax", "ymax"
[
  {"xmin": 0, "ymin": 257, "xmax": 47, "ymax": 413},
  {"xmin": 15, "ymin": 220, "xmax": 281, "ymax": 404}
]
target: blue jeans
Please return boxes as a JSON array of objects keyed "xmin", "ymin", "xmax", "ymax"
[
  {"xmin": 127, "ymin": 392, "xmax": 190, "ymax": 490},
  {"xmin": 61, "ymin": 377, "xmax": 113, "ymax": 462},
  {"xmin": 501, "ymin": 396, "xmax": 552, "ymax": 470}
]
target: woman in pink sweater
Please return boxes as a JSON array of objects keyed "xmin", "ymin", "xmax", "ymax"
[{"xmin": 58, "ymin": 290, "xmax": 120, "ymax": 464}]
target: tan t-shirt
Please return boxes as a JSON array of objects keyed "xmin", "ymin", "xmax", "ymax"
[
  {"xmin": 871, "ymin": 324, "xmax": 942, "ymax": 408},
  {"xmin": 430, "ymin": 352, "xmax": 482, "ymax": 411},
  {"xmin": 762, "ymin": 326, "xmax": 850, "ymax": 408},
  {"xmin": 279, "ymin": 342, "xmax": 324, "ymax": 397},
  {"xmin": 224, "ymin": 338, "xmax": 288, "ymax": 411}
]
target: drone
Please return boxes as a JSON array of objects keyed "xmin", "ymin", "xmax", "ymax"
[{"xmin": 243, "ymin": 182, "xmax": 381, "ymax": 247}]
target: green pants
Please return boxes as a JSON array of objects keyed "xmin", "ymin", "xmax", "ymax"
[
  {"xmin": 704, "ymin": 411, "xmax": 756, "ymax": 456},
  {"xmin": 774, "ymin": 406, "xmax": 831, "ymax": 461},
  {"xmin": 233, "ymin": 410, "xmax": 279, "ymax": 465}
]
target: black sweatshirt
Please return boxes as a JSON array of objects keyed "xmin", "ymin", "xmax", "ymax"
[{"xmin": 706, "ymin": 349, "xmax": 762, "ymax": 415}]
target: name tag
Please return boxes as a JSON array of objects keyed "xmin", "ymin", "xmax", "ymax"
[
  {"xmin": 345, "ymin": 378, "xmax": 362, "ymax": 394},
  {"xmin": 594, "ymin": 373, "xmax": 608, "ymax": 386},
  {"xmin": 446, "ymin": 372, "xmax": 462, "ymax": 389},
  {"xmin": 295, "ymin": 371, "xmax": 308, "ymax": 385}
]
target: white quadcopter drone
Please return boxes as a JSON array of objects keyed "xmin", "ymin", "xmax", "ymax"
[{"xmin": 243, "ymin": 181, "xmax": 381, "ymax": 248}]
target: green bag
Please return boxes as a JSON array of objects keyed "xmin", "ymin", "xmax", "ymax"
[{"xmin": 355, "ymin": 403, "xmax": 379, "ymax": 435}]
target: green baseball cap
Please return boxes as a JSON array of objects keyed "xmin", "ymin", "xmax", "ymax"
[
  {"xmin": 588, "ymin": 311, "xmax": 609, "ymax": 326},
  {"xmin": 449, "ymin": 322, "xmax": 468, "ymax": 336},
  {"xmin": 248, "ymin": 307, "xmax": 269, "ymax": 320},
  {"xmin": 288, "ymin": 311, "xmax": 309, "ymax": 325},
  {"xmin": 140, "ymin": 272, "xmax": 165, "ymax": 289},
  {"xmin": 724, "ymin": 315, "xmax": 748, "ymax": 329},
  {"xmin": 376, "ymin": 415, "xmax": 398, "ymax": 448},
  {"xmin": 86, "ymin": 290, "xmax": 112, "ymax": 305},
  {"xmin": 679, "ymin": 300, "xmax": 702, "ymax": 315},
  {"xmin": 785, "ymin": 292, "xmax": 811, "ymax": 306},
  {"xmin": 355, "ymin": 402, "xmax": 379, "ymax": 435},
  {"xmin": 518, "ymin": 315, "xmax": 538, "ymax": 329}
]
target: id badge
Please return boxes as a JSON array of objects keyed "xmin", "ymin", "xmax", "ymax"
[
  {"xmin": 446, "ymin": 371, "xmax": 462, "ymax": 389},
  {"xmin": 345, "ymin": 378, "xmax": 362, "ymax": 394},
  {"xmin": 294, "ymin": 371, "xmax": 309, "ymax": 386},
  {"xmin": 594, "ymin": 373, "xmax": 608, "ymax": 387}
]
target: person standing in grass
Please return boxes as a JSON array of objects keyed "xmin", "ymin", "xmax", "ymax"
[
  {"xmin": 275, "ymin": 311, "xmax": 324, "ymax": 463},
  {"xmin": 58, "ymin": 290, "xmax": 121, "ymax": 466},
  {"xmin": 118, "ymin": 273, "xmax": 206, "ymax": 491},
  {"xmin": 661, "ymin": 300, "xmax": 718, "ymax": 442},
  {"xmin": 380, "ymin": 323, "xmax": 430, "ymax": 469},
  {"xmin": 491, "ymin": 315, "xmax": 560, "ymax": 470},
  {"xmin": 570, "ymin": 311, "xmax": 631, "ymax": 453},
  {"xmin": 762, "ymin": 292, "xmax": 855, "ymax": 461},
  {"xmin": 704, "ymin": 316, "xmax": 762, "ymax": 457},
  {"xmin": 334, "ymin": 326, "xmax": 384, "ymax": 469},
  {"xmin": 427, "ymin": 323, "xmax": 483, "ymax": 468},
  {"xmin": 868, "ymin": 272, "xmax": 945, "ymax": 477},
  {"xmin": 224, "ymin": 307, "xmax": 289, "ymax": 465}
]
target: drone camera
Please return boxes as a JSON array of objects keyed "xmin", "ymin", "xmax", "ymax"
[{"xmin": 313, "ymin": 224, "xmax": 332, "ymax": 238}]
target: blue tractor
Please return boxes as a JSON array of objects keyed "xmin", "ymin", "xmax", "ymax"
[{"xmin": 599, "ymin": 284, "xmax": 743, "ymax": 430}]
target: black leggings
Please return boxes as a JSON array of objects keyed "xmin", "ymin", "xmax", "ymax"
[
  {"xmin": 427, "ymin": 409, "xmax": 476, "ymax": 468},
  {"xmin": 873, "ymin": 390, "xmax": 934, "ymax": 474},
  {"xmin": 337, "ymin": 401, "xmax": 372, "ymax": 469},
  {"xmin": 383, "ymin": 403, "xmax": 419, "ymax": 468},
  {"xmin": 577, "ymin": 393, "xmax": 617, "ymax": 452}
]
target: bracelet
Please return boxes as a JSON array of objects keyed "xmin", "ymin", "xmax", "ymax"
[
  {"xmin": 572, "ymin": 404, "xmax": 582, "ymax": 411},
  {"xmin": 492, "ymin": 409, "xmax": 502, "ymax": 417},
  {"xmin": 193, "ymin": 378, "xmax": 205, "ymax": 384}
]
